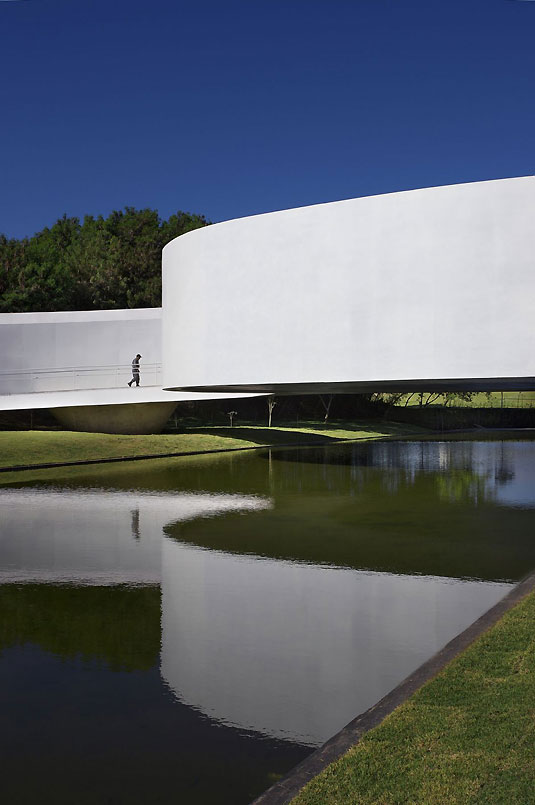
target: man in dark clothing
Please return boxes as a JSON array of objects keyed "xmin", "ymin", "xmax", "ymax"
[{"xmin": 128, "ymin": 354, "xmax": 142, "ymax": 387}]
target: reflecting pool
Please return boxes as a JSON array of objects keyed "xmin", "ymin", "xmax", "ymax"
[{"xmin": 1, "ymin": 436, "xmax": 534, "ymax": 803}]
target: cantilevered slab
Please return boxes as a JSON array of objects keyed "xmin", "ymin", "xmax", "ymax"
[{"xmin": 0, "ymin": 386, "xmax": 259, "ymax": 412}]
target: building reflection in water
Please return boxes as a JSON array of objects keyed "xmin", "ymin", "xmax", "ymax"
[
  {"xmin": 2, "ymin": 440, "xmax": 532, "ymax": 801},
  {"xmin": 0, "ymin": 488, "xmax": 270, "ymax": 585},
  {"xmin": 1, "ymin": 441, "xmax": 534, "ymax": 745},
  {"xmin": 0, "ymin": 483, "xmax": 513, "ymax": 747},
  {"xmin": 160, "ymin": 538, "xmax": 510, "ymax": 746}
]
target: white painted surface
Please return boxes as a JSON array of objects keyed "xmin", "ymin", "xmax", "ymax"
[
  {"xmin": 162, "ymin": 177, "xmax": 535, "ymax": 392},
  {"xmin": 0, "ymin": 308, "xmax": 162, "ymax": 394},
  {"xmin": 0, "ymin": 386, "xmax": 261, "ymax": 411},
  {"xmin": 0, "ymin": 307, "xmax": 262, "ymax": 410}
]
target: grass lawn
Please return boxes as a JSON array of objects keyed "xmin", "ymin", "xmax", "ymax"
[
  {"xmin": 0, "ymin": 420, "xmax": 422, "ymax": 470},
  {"xmin": 0, "ymin": 430, "xmax": 262, "ymax": 469},
  {"xmin": 185, "ymin": 419, "xmax": 425, "ymax": 442},
  {"xmin": 398, "ymin": 391, "xmax": 535, "ymax": 408},
  {"xmin": 292, "ymin": 591, "xmax": 535, "ymax": 805}
]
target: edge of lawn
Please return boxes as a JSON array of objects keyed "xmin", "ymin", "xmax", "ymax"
[
  {"xmin": 252, "ymin": 570, "xmax": 535, "ymax": 805},
  {"xmin": 0, "ymin": 421, "xmax": 429, "ymax": 474}
]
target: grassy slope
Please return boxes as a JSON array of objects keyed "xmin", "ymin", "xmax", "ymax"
[
  {"xmin": 399, "ymin": 391, "xmax": 535, "ymax": 408},
  {"xmin": 0, "ymin": 421, "xmax": 422, "ymax": 470},
  {"xmin": 292, "ymin": 591, "xmax": 535, "ymax": 805},
  {"xmin": 188, "ymin": 420, "xmax": 422, "ymax": 441},
  {"xmin": 0, "ymin": 430, "xmax": 259, "ymax": 468}
]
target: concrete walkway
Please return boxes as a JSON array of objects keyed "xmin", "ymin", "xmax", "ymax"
[{"xmin": 0, "ymin": 386, "xmax": 262, "ymax": 411}]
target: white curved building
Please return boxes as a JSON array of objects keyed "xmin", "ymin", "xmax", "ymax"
[
  {"xmin": 2, "ymin": 177, "xmax": 533, "ymax": 433},
  {"xmin": 162, "ymin": 176, "xmax": 535, "ymax": 394}
]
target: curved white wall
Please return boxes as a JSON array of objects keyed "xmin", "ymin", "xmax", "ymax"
[
  {"xmin": 162, "ymin": 177, "xmax": 535, "ymax": 393},
  {"xmin": 0, "ymin": 308, "xmax": 162, "ymax": 394},
  {"xmin": 0, "ymin": 306, "xmax": 262, "ymax": 432}
]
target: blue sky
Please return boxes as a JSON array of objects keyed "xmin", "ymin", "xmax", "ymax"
[{"xmin": 1, "ymin": 0, "xmax": 534, "ymax": 238}]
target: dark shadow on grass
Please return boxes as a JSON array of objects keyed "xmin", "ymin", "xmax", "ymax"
[{"xmin": 183, "ymin": 427, "xmax": 337, "ymax": 445}]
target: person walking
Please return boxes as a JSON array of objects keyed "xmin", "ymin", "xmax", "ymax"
[{"xmin": 128, "ymin": 354, "xmax": 142, "ymax": 387}]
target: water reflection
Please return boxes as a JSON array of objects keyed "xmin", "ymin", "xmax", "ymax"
[
  {"xmin": 160, "ymin": 539, "xmax": 509, "ymax": 745},
  {"xmin": 164, "ymin": 441, "xmax": 535, "ymax": 582},
  {"xmin": 0, "ymin": 488, "xmax": 286, "ymax": 803},
  {"xmin": 0, "ymin": 485, "xmax": 514, "ymax": 747},
  {"xmin": 131, "ymin": 508, "xmax": 140, "ymax": 540},
  {"xmin": 0, "ymin": 438, "xmax": 534, "ymax": 802},
  {"xmin": 269, "ymin": 439, "xmax": 522, "ymax": 505},
  {"xmin": 0, "ymin": 488, "xmax": 270, "ymax": 585},
  {"xmin": 0, "ymin": 584, "xmax": 160, "ymax": 671}
]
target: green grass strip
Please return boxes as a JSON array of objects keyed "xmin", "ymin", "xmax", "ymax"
[
  {"xmin": 0, "ymin": 430, "xmax": 260, "ymax": 469},
  {"xmin": 398, "ymin": 391, "xmax": 535, "ymax": 408},
  {"xmin": 292, "ymin": 591, "xmax": 535, "ymax": 805},
  {"xmin": 0, "ymin": 421, "xmax": 420, "ymax": 470}
]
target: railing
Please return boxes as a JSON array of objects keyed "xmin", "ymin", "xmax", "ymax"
[{"xmin": 0, "ymin": 363, "xmax": 162, "ymax": 395}]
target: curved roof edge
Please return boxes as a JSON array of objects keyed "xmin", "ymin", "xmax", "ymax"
[
  {"xmin": 168, "ymin": 377, "xmax": 535, "ymax": 395},
  {"xmin": 162, "ymin": 175, "xmax": 535, "ymax": 253}
]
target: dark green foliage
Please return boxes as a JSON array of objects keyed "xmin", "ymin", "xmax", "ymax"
[
  {"xmin": 0, "ymin": 208, "xmax": 209, "ymax": 312},
  {"xmin": 0, "ymin": 584, "xmax": 161, "ymax": 672}
]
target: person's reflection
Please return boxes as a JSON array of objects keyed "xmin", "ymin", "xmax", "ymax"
[
  {"xmin": 495, "ymin": 442, "xmax": 514, "ymax": 485},
  {"xmin": 131, "ymin": 508, "xmax": 140, "ymax": 540}
]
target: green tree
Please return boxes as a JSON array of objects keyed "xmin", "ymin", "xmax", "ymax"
[{"xmin": 0, "ymin": 207, "xmax": 209, "ymax": 312}]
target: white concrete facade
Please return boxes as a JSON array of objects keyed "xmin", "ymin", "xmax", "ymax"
[
  {"xmin": 2, "ymin": 176, "xmax": 533, "ymax": 432},
  {"xmin": 0, "ymin": 307, "xmax": 163, "ymax": 395},
  {"xmin": 162, "ymin": 176, "xmax": 535, "ymax": 394},
  {"xmin": 0, "ymin": 308, "xmax": 259, "ymax": 432}
]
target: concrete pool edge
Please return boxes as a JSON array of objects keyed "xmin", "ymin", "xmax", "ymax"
[{"xmin": 251, "ymin": 570, "xmax": 535, "ymax": 805}]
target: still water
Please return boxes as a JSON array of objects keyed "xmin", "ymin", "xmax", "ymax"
[{"xmin": 1, "ymin": 436, "xmax": 534, "ymax": 803}]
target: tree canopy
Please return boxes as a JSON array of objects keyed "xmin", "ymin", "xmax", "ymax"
[{"xmin": 0, "ymin": 208, "xmax": 209, "ymax": 312}]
